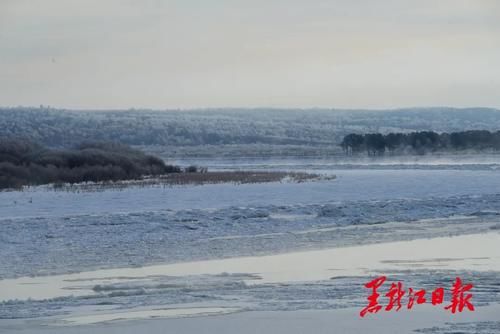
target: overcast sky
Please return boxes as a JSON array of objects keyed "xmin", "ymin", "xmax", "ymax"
[{"xmin": 1, "ymin": 0, "xmax": 499, "ymax": 109}]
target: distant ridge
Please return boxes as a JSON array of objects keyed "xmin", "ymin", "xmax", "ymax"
[{"xmin": 2, "ymin": 107, "xmax": 500, "ymax": 149}]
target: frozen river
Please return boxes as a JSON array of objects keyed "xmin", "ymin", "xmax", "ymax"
[{"xmin": 1, "ymin": 159, "xmax": 500, "ymax": 332}]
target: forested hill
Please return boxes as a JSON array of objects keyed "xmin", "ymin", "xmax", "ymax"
[
  {"xmin": 341, "ymin": 130, "xmax": 500, "ymax": 155},
  {"xmin": 2, "ymin": 107, "xmax": 500, "ymax": 149}
]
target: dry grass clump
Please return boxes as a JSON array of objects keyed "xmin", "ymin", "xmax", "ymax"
[{"xmin": 49, "ymin": 171, "xmax": 334, "ymax": 191}]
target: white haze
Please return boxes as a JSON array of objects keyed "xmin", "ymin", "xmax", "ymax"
[{"xmin": 0, "ymin": 0, "xmax": 499, "ymax": 109}]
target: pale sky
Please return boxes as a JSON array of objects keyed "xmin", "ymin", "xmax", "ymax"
[{"xmin": 1, "ymin": 0, "xmax": 499, "ymax": 109}]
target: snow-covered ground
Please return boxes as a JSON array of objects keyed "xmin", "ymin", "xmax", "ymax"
[{"xmin": 1, "ymin": 159, "xmax": 500, "ymax": 333}]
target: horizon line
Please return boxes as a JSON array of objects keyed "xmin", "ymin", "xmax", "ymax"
[{"xmin": 1, "ymin": 106, "xmax": 500, "ymax": 112}]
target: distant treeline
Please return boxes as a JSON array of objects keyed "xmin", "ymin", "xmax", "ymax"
[
  {"xmin": 0, "ymin": 139, "xmax": 183, "ymax": 189},
  {"xmin": 341, "ymin": 130, "xmax": 500, "ymax": 155},
  {"xmin": 3, "ymin": 107, "xmax": 500, "ymax": 149}
]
